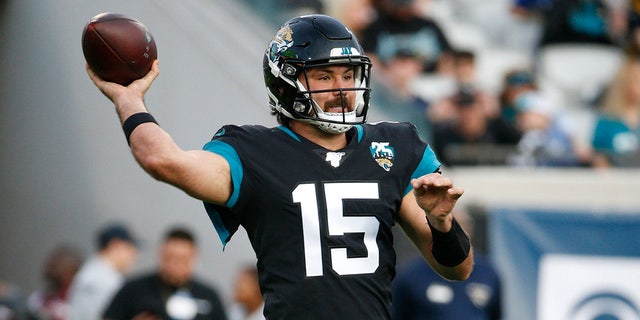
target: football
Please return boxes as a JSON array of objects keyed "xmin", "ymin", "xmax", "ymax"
[{"xmin": 82, "ymin": 12, "xmax": 157, "ymax": 85}]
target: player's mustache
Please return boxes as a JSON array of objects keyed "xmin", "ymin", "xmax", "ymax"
[{"xmin": 323, "ymin": 96, "xmax": 352, "ymax": 112}]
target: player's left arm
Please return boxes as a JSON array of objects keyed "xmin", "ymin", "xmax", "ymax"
[{"xmin": 397, "ymin": 172, "xmax": 473, "ymax": 280}]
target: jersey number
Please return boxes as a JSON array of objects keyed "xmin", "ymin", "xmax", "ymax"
[{"xmin": 293, "ymin": 182, "xmax": 380, "ymax": 277}]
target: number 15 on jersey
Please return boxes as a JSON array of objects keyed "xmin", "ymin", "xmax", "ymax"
[{"xmin": 293, "ymin": 182, "xmax": 381, "ymax": 277}]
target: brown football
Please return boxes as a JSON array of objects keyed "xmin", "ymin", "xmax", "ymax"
[{"xmin": 82, "ymin": 12, "xmax": 157, "ymax": 85}]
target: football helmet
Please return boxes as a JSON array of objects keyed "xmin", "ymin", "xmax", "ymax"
[{"xmin": 263, "ymin": 15, "xmax": 372, "ymax": 134}]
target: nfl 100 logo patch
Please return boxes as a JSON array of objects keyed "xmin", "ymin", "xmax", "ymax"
[{"xmin": 370, "ymin": 142, "xmax": 395, "ymax": 171}]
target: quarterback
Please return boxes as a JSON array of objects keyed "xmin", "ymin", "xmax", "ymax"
[{"xmin": 87, "ymin": 14, "xmax": 473, "ymax": 319}]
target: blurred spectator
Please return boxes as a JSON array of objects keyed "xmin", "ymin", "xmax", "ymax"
[
  {"xmin": 367, "ymin": 17, "xmax": 436, "ymax": 143},
  {"xmin": 276, "ymin": 0, "xmax": 323, "ymax": 16},
  {"xmin": 26, "ymin": 244, "xmax": 84, "ymax": 320},
  {"xmin": 391, "ymin": 206, "xmax": 502, "ymax": 320},
  {"xmin": 376, "ymin": 49, "xmax": 431, "ymax": 113},
  {"xmin": 507, "ymin": 91, "xmax": 589, "ymax": 166},
  {"xmin": 429, "ymin": 50, "xmax": 500, "ymax": 124},
  {"xmin": 103, "ymin": 227, "xmax": 227, "ymax": 320},
  {"xmin": 237, "ymin": 0, "xmax": 323, "ymax": 27},
  {"xmin": 449, "ymin": 50, "xmax": 498, "ymax": 112},
  {"xmin": 499, "ymin": 68, "xmax": 590, "ymax": 166},
  {"xmin": 499, "ymin": 69, "xmax": 539, "ymax": 125},
  {"xmin": 0, "ymin": 281, "xmax": 27, "ymax": 320},
  {"xmin": 512, "ymin": 0, "xmax": 624, "ymax": 48},
  {"xmin": 624, "ymin": 0, "xmax": 640, "ymax": 56},
  {"xmin": 370, "ymin": 52, "xmax": 433, "ymax": 142},
  {"xmin": 227, "ymin": 266, "xmax": 264, "ymax": 320},
  {"xmin": 591, "ymin": 56, "xmax": 640, "ymax": 167},
  {"xmin": 67, "ymin": 223, "xmax": 139, "ymax": 320},
  {"xmin": 431, "ymin": 86, "xmax": 521, "ymax": 166},
  {"xmin": 360, "ymin": 0, "xmax": 453, "ymax": 74},
  {"xmin": 450, "ymin": 49, "xmax": 477, "ymax": 86},
  {"xmin": 323, "ymin": 0, "xmax": 375, "ymax": 39},
  {"xmin": 512, "ymin": 0, "xmax": 555, "ymax": 12}
]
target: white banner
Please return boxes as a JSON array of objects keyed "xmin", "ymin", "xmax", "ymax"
[{"xmin": 538, "ymin": 254, "xmax": 640, "ymax": 320}]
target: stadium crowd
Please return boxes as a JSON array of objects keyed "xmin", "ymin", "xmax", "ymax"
[{"xmin": 245, "ymin": 0, "xmax": 640, "ymax": 169}]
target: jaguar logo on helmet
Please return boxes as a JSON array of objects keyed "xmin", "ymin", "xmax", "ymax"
[{"xmin": 268, "ymin": 25, "xmax": 293, "ymax": 63}]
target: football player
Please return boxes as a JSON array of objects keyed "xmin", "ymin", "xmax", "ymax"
[{"xmin": 87, "ymin": 14, "xmax": 473, "ymax": 320}]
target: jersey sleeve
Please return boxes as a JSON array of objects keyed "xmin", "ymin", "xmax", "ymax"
[
  {"xmin": 404, "ymin": 124, "xmax": 441, "ymax": 195},
  {"xmin": 201, "ymin": 126, "xmax": 244, "ymax": 248}
]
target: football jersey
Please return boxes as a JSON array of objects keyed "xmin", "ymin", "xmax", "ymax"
[{"xmin": 202, "ymin": 122, "xmax": 440, "ymax": 320}]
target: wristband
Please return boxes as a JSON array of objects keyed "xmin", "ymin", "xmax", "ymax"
[
  {"xmin": 429, "ymin": 218, "xmax": 471, "ymax": 267},
  {"xmin": 122, "ymin": 112, "xmax": 157, "ymax": 145}
]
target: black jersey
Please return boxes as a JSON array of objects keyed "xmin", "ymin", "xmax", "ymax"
[
  {"xmin": 202, "ymin": 122, "xmax": 440, "ymax": 320},
  {"xmin": 103, "ymin": 273, "xmax": 227, "ymax": 320}
]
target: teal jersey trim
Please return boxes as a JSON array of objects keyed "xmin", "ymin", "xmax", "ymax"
[
  {"xmin": 202, "ymin": 140, "xmax": 243, "ymax": 207},
  {"xmin": 202, "ymin": 140, "xmax": 244, "ymax": 248},
  {"xmin": 354, "ymin": 124, "xmax": 364, "ymax": 143},
  {"xmin": 404, "ymin": 145, "xmax": 441, "ymax": 195},
  {"xmin": 203, "ymin": 204, "xmax": 231, "ymax": 249},
  {"xmin": 278, "ymin": 126, "xmax": 301, "ymax": 142},
  {"xmin": 279, "ymin": 125, "xmax": 363, "ymax": 143}
]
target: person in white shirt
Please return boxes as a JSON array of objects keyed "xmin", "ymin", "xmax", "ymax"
[
  {"xmin": 229, "ymin": 266, "xmax": 264, "ymax": 320},
  {"xmin": 67, "ymin": 223, "xmax": 138, "ymax": 320}
]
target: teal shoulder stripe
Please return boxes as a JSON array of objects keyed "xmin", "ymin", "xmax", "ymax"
[
  {"xmin": 404, "ymin": 145, "xmax": 441, "ymax": 195},
  {"xmin": 278, "ymin": 126, "xmax": 301, "ymax": 142},
  {"xmin": 202, "ymin": 140, "xmax": 242, "ymax": 207},
  {"xmin": 354, "ymin": 124, "xmax": 364, "ymax": 143}
]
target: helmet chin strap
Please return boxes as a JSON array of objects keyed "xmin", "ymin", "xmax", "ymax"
[
  {"xmin": 315, "ymin": 119, "xmax": 354, "ymax": 134},
  {"xmin": 315, "ymin": 109, "xmax": 355, "ymax": 133},
  {"xmin": 308, "ymin": 97, "xmax": 355, "ymax": 134}
]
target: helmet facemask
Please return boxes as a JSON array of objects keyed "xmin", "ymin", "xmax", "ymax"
[{"xmin": 292, "ymin": 59, "xmax": 371, "ymax": 134}]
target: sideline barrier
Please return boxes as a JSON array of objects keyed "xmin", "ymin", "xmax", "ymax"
[{"xmin": 447, "ymin": 167, "xmax": 640, "ymax": 320}]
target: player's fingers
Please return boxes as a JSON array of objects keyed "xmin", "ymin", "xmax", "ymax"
[
  {"xmin": 447, "ymin": 186, "xmax": 464, "ymax": 200},
  {"xmin": 142, "ymin": 60, "xmax": 159, "ymax": 83},
  {"xmin": 411, "ymin": 173, "xmax": 436, "ymax": 189},
  {"xmin": 412, "ymin": 174, "xmax": 453, "ymax": 190},
  {"xmin": 86, "ymin": 63, "xmax": 121, "ymax": 101},
  {"xmin": 85, "ymin": 63, "xmax": 101, "ymax": 84},
  {"xmin": 130, "ymin": 60, "xmax": 159, "ymax": 94},
  {"xmin": 146, "ymin": 59, "xmax": 159, "ymax": 79},
  {"xmin": 433, "ymin": 176, "xmax": 453, "ymax": 188}
]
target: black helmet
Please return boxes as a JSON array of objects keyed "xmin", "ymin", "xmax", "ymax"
[{"xmin": 263, "ymin": 15, "xmax": 372, "ymax": 133}]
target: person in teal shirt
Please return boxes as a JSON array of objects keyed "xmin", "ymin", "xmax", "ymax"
[{"xmin": 591, "ymin": 57, "xmax": 640, "ymax": 168}]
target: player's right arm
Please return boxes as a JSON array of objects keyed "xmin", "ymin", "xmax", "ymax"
[{"xmin": 86, "ymin": 60, "xmax": 232, "ymax": 206}]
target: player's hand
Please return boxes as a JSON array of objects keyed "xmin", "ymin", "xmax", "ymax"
[
  {"xmin": 411, "ymin": 173, "xmax": 464, "ymax": 232},
  {"xmin": 86, "ymin": 60, "xmax": 159, "ymax": 104}
]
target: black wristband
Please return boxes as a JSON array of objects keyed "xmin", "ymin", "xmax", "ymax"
[
  {"xmin": 122, "ymin": 112, "xmax": 157, "ymax": 145},
  {"xmin": 429, "ymin": 218, "xmax": 471, "ymax": 267}
]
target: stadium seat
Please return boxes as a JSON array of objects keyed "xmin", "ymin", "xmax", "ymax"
[
  {"xmin": 410, "ymin": 74, "xmax": 457, "ymax": 103},
  {"xmin": 439, "ymin": 20, "xmax": 491, "ymax": 52},
  {"xmin": 536, "ymin": 44, "xmax": 624, "ymax": 109},
  {"xmin": 475, "ymin": 47, "xmax": 533, "ymax": 94}
]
